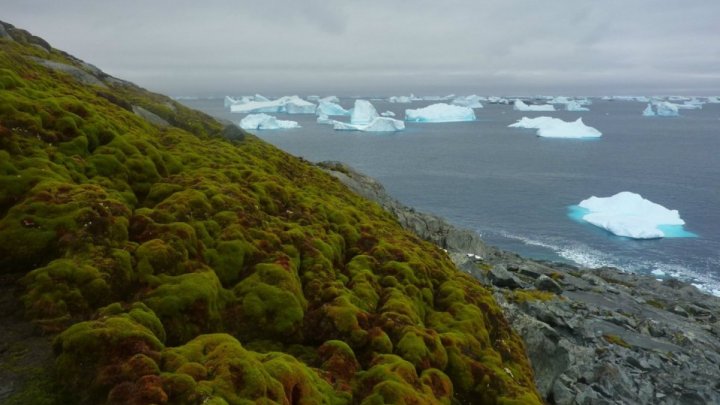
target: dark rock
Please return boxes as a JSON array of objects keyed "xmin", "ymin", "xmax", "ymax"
[
  {"xmin": 31, "ymin": 58, "xmax": 106, "ymax": 87},
  {"xmin": 132, "ymin": 105, "xmax": 169, "ymax": 127},
  {"xmin": 488, "ymin": 264, "xmax": 522, "ymax": 289},
  {"xmin": 535, "ymin": 275, "xmax": 562, "ymax": 293},
  {"xmin": 0, "ymin": 23, "xmax": 11, "ymax": 40}
]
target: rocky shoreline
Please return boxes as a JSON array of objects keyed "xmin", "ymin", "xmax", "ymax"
[{"xmin": 320, "ymin": 161, "xmax": 720, "ymax": 405}]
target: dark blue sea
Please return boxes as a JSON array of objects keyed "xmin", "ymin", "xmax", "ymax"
[{"xmin": 181, "ymin": 97, "xmax": 720, "ymax": 295}]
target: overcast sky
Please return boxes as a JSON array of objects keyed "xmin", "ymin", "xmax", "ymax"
[{"xmin": 4, "ymin": 0, "xmax": 720, "ymax": 96}]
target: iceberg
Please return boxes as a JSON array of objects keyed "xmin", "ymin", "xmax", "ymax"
[
  {"xmin": 565, "ymin": 101, "xmax": 589, "ymax": 112},
  {"xmin": 350, "ymin": 100, "xmax": 379, "ymax": 124},
  {"xmin": 405, "ymin": 103, "xmax": 475, "ymax": 123},
  {"xmin": 254, "ymin": 94, "xmax": 270, "ymax": 102},
  {"xmin": 509, "ymin": 116, "xmax": 601, "ymax": 138},
  {"xmin": 239, "ymin": 113, "xmax": 300, "ymax": 130},
  {"xmin": 317, "ymin": 114, "xmax": 335, "ymax": 125},
  {"xmin": 319, "ymin": 95, "xmax": 340, "ymax": 103},
  {"xmin": 381, "ymin": 111, "xmax": 396, "ymax": 117},
  {"xmin": 513, "ymin": 99, "xmax": 556, "ymax": 112},
  {"xmin": 707, "ymin": 97, "xmax": 720, "ymax": 103},
  {"xmin": 655, "ymin": 102, "xmax": 679, "ymax": 117},
  {"xmin": 333, "ymin": 117, "xmax": 405, "ymax": 132},
  {"xmin": 317, "ymin": 100, "xmax": 350, "ymax": 116},
  {"xmin": 452, "ymin": 95, "xmax": 484, "ymax": 108},
  {"xmin": 574, "ymin": 191, "xmax": 689, "ymax": 239},
  {"xmin": 388, "ymin": 95, "xmax": 413, "ymax": 103},
  {"xmin": 487, "ymin": 96, "xmax": 511, "ymax": 104},
  {"xmin": 230, "ymin": 95, "xmax": 316, "ymax": 114},
  {"xmin": 642, "ymin": 104, "xmax": 655, "ymax": 117}
]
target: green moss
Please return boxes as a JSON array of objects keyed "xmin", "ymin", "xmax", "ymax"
[{"xmin": 0, "ymin": 30, "xmax": 541, "ymax": 405}]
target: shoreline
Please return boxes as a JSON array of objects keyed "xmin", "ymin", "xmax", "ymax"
[{"xmin": 319, "ymin": 160, "xmax": 720, "ymax": 404}]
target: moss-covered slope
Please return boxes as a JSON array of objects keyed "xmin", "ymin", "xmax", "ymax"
[{"xmin": 0, "ymin": 21, "xmax": 541, "ymax": 404}]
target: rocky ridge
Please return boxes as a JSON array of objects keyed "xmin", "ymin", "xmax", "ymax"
[{"xmin": 320, "ymin": 161, "xmax": 720, "ymax": 405}]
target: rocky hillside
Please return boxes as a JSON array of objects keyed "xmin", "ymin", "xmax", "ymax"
[{"xmin": 0, "ymin": 21, "xmax": 541, "ymax": 404}]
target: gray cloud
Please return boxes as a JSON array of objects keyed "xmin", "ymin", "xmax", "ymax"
[{"xmin": 3, "ymin": 0, "xmax": 719, "ymax": 96}]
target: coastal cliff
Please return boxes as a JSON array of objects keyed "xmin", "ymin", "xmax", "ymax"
[
  {"xmin": 321, "ymin": 162, "xmax": 720, "ymax": 405},
  {"xmin": 0, "ymin": 21, "xmax": 541, "ymax": 404}
]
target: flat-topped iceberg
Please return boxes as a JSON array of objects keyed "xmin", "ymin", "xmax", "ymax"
[
  {"xmin": 333, "ymin": 117, "xmax": 405, "ymax": 132},
  {"xmin": 317, "ymin": 100, "xmax": 350, "ymax": 116},
  {"xmin": 405, "ymin": 103, "xmax": 475, "ymax": 123},
  {"xmin": 509, "ymin": 116, "xmax": 601, "ymax": 138},
  {"xmin": 230, "ymin": 95, "xmax": 316, "ymax": 114},
  {"xmin": 239, "ymin": 113, "xmax": 300, "ymax": 130},
  {"xmin": 452, "ymin": 95, "xmax": 484, "ymax": 108},
  {"xmin": 350, "ymin": 100, "xmax": 379, "ymax": 124},
  {"xmin": 573, "ymin": 191, "xmax": 691, "ymax": 239},
  {"xmin": 513, "ymin": 99, "xmax": 556, "ymax": 112}
]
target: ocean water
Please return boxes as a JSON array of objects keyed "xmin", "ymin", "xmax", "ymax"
[{"xmin": 181, "ymin": 98, "xmax": 720, "ymax": 295}]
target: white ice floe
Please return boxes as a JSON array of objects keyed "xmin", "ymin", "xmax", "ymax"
[
  {"xmin": 509, "ymin": 116, "xmax": 601, "ymax": 138},
  {"xmin": 576, "ymin": 192, "xmax": 686, "ymax": 239},
  {"xmin": 487, "ymin": 96, "xmax": 511, "ymax": 104},
  {"xmin": 513, "ymin": 99, "xmax": 556, "ymax": 112},
  {"xmin": 239, "ymin": 113, "xmax": 300, "ymax": 130},
  {"xmin": 405, "ymin": 103, "xmax": 476, "ymax": 122},
  {"xmin": 316, "ymin": 100, "xmax": 350, "ymax": 116},
  {"xmin": 230, "ymin": 95, "xmax": 316, "ymax": 114},
  {"xmin": 350, "ymin": 100, "xmax": 379, "ymax": 124},
  {"xmin": 642, "ymin": 104, "xmax": 656, "ymax": 117},
  {"xmin": 452, "ymin": 95, "xmax": 484, "ymax": 108},
  {"xmin": 655, "ymin": 102, "xmax": 679, "ymax": 117},
  {"xmin": 381, "ymin": 111, "xmax": 396, "ymax": 117},
  {"xmin": 333, "ymin": 117, "xmax": 405, "ymax": 132}
]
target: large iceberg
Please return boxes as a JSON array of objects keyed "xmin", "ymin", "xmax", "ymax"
[
  {"xmin": 509, "ymin": 116, "xmax": 601, "ymax": 138},
  {"xmin": 573, "ymin": 191, "xmax": 689, "ymax": 239},
  {"xmin": 239, "ymin": 113, "xmax": 300, "ymax": 130},
  {"xmin": 350, "ymin": 100, "xmax": 379, "ymax": 124},
  {"xmin": 513, "ymin": 99, "xmax": 556, "ymax": 112},
  {"xmin": 405, "ymin": 103, "xmax": 475, "ymax": 123},
  {"xmin": 642, "ymin": 104, "xmax": 656, "ymax": 117},
  {"xmin": 655, "ymin": 102, "xmax": 679, "ymax": 117},
  {"xmin": 317, "ymin": 100, "xmax": 350, "ymax": 116},
  {"xmin": 230, "ymin": 95, "xmax": 316, "ymax": 114},
  {"xmin": 452, "ymin": 95, "xmax": 484, "ymax": 108},
  {"xmin": 333, "ymin": 117, "xmax": 405, "ymax": 132}
]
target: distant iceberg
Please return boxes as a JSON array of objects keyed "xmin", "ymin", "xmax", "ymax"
[
  {"xmin": 319, "ymin": 95, "xmax": 340, "ymax": 103},
  {"xmin": 333, "ymin": 117, "xmax": 405, "ymax": 132},
  {"xmin": 655, "ymin": 102, "xmax": 679, "ymax": 117},
  {"xmin": 350, "ymin": 100, "xmax": 379, "ymax": 124},
  {"xmin": 707, "ymin": 97, "xmax": 720, "ymax": 103},
  {"xmin": 487, "ymin": 96, "xmax": 511, "ymax": 104},
  {"xmin": 317, "ymin": 114, "xmax": 334, "ymax": 125},
  {"xmin": 405, "ymin": 103, "xmax": 475, "ymax": 123},
  {"xmin": 317, "ymin": 100, "xmax": 350, "ymax": 116},
  {"xmin": 513, "ymin": 100, "xmax": 556, "ymax": 112},
  {"xmin": 230, "ymin": 95, "xmax": 316, "ymax": 114},
  {"xmin": 642, "ymin": 104, "xmax": 656, "ymax": 117},
  {"xmin": 388, "ymin": 95, "xmax": 413, "ymax": 104},
  {"xmin": 381, "ymin": 111, "xmax": 396, "ymax": 117},
  {"xmin": 565, "ymin": 101, "xmax": 589, "ymax": 112},
  {"xmin": 509, "ymin": 116, "xmax": 601, "ymax": 138},
  {"xmin": 573, "ymin": 191, "xmax": 691, "ymax": 239},
  {"xmin": 239, "ymin": 113, "xmax": 300, "ymax": 130},
  {"xmin": 452, "ymin": 95, "xmax": 484, "ymax": 108}
]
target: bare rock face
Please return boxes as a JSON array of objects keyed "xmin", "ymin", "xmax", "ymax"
[{"xmin": 324, "ymin": 161, "xmax": 720, "ymax": 405}]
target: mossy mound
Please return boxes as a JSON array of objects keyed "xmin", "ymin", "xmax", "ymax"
[{"xmin": 1, "ymin": 22, "xmax": 541, "ymax": 404}]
